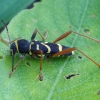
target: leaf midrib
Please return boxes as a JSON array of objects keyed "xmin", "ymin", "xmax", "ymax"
[{"xmin": 46, "ymin": 0, "xmax": 89, "ymax": 100}]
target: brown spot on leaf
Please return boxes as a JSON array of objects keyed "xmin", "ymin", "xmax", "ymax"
[
  {"xmin": 78, "ymin": 56, "xmax": 82, "ymax": 59},
  {"xmin": 65, "ymin": 74, "xmax": 79, "ymax": 79},
  {"xmin": 97, "ymin": 91, "xmax": 100, "ymax": 95},
  {"xmin": 26, "ymin": 62, "xmax": 31, "ymax": 66},
  {"xmin": 83, "ymin": 28, "xmax": 90, "ymax": 35},
  {"xmin": 0, "ymin": 56, "xmax": 3, "ymax": 59}
]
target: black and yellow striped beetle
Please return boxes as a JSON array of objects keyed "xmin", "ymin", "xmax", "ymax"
[{"xmin": 0, "ymin": 20, "xmax": 100, "ymax": 81}]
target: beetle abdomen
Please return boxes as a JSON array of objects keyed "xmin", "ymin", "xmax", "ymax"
[{"xmin": 31, "ymin": 41, "xmax": 74, "ymax": 57}]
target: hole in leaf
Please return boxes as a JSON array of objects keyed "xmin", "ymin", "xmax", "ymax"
[
  {"xmin": 91, "ymin": 14, "xmax": 96, "ymax": 18},
  {"xmin": 97, "ymin": 91, "xmax": 100, "ymax": 95},
  {"xmin": 65, "ymin": 74, "xmax": 79, "ymax": 79},
  {"xmin": 83, "ymin": 28, "xmax": 90, "ymax": 34},
  {"xmin": 78, "ymin": 55, "xmax": 82, "ymax": 59},
  {"xmin": 26, "ymin": 62, "xmax": 31, "ymax": 66},
  {"xmin": 0, "ymin": 56, "xmax": 3, "ymax": 59},
  {"xmin": 26, "ymin": 0, "xmax": 41, "ymax": 9},
  {"xmin": 69, "ymin": 26, "xmax": 72, "ymax": 29}
]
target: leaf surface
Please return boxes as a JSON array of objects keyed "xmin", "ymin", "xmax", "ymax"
[
  {"xmin": 0, "ymin": 0, "xmax": 100, "ymax": 100},
  {"xmin": 0, "ymin": 0, "xmax": 35, "ymax": 27}
]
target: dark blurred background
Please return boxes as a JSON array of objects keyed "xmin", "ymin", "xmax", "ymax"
[{"xmin": 0, "ymin": 0, "xmax": 41, "ymax": 32}]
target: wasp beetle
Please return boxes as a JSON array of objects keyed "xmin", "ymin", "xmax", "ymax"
[{"xmin": 0, "ymin": 20, "xmax": 100, "ymax": 81}]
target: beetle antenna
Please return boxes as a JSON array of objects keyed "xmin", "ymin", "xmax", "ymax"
[{"xmin": 1, "ymin": 20, "xmax": 11, "ymax": 44}]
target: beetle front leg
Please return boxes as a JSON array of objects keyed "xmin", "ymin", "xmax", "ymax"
[{"xmin": 9, "ymin": 55, "xmax": 24, "ymax": 77}]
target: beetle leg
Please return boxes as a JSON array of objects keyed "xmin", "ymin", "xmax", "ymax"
[
  {"xmin": 43, "ymin": 30, "xmax": 48, "ymax": 41},
  {"xmin": 1, "ymin": 20, "xmax": 11, "ymax": 43},
  {"xmin": 49, "ymin": 47, "xmax": 100, "ymax": 68},
  {"xmin": 53, "ymin": 31, "xmax": 100, "ymax": 43},
  {"xmin": 9, "ymin": 55, "xmax": 24, "ymax": 77},
  {"xmin": 31, "ymin": 29, "xmax": 48, "ymax": 42},
  {"xmin": 31, "ymin": 29, "xmax": 38, "ymax": 41},
  {"xmin": 34, "ymin": 50, "xmax": 43, "ymax": 81},
  {"xmin": 37, "ymin": 30, "xmax": 48, "ymax": 42},
  {"xmin": 10, "ymin": 37, "xmax": 22, "ymax": 43},
  {"xmin": 53, "ymin": 31, "xmax": 72, "ymax": 43}
]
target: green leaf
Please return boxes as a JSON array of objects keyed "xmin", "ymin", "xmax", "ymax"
[
  {"xmin": 0, "ymin": 0, "xmax": 35, "ymax": 28},
  {"xmin": 0, "ymin": 0, "xmax": 100, "ymax": 100}
]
